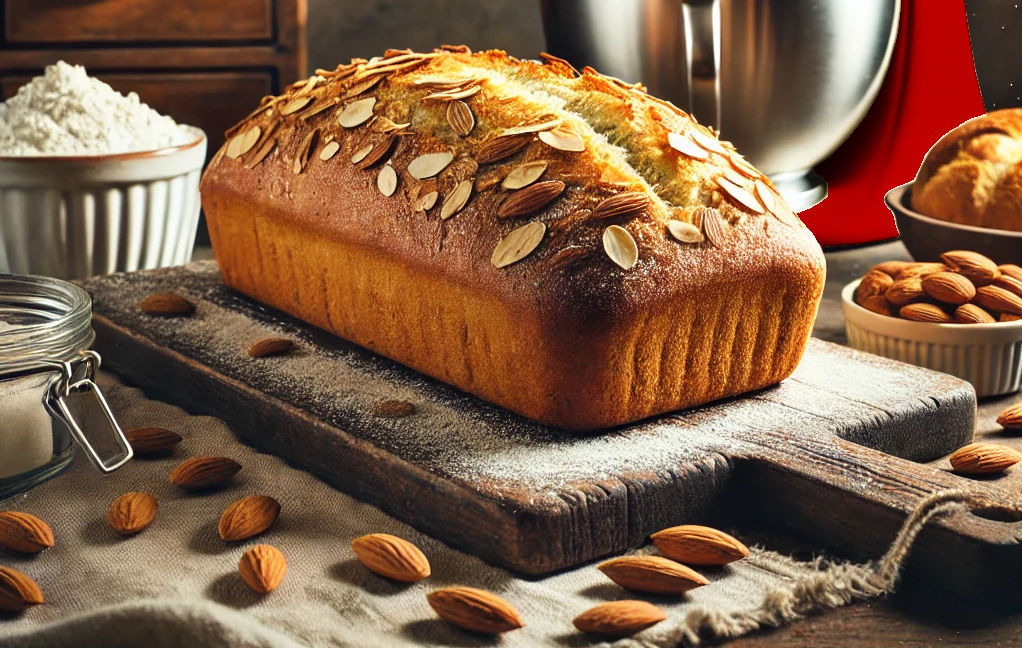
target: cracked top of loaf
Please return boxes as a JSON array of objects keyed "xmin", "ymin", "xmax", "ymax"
[{"xmin": 202, "ymin": 44, "xmax": 823, "ymax": 323}]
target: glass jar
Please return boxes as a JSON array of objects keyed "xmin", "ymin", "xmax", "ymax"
[{"xmin": 0, "ymin": 274, "xmax": 132, "ymax": 499}]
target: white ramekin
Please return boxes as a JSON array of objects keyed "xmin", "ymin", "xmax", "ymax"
[
  {"xmin": 842, "ymin": 279, "xmax": 1022, "ymax": 397},
  {"xmin": 0, "ymin": 126, "xmax": 207, "ymax": 280}
]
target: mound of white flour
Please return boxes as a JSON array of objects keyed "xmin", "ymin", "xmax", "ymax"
[{"xmin": 0, "ymin": 61, "xmax": 193, "ymax": 156}]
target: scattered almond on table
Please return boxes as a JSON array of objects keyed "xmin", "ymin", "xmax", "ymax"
[
  {"xmin": 855, "ymin": 250, "xmax": 1022, "ymax": 323},
  {"xmin": 597, "ymin": 555, "xmax": 709, "ymax": 595},
  {"xmin": 239, "ymin": 544, "xmax": 288, "ymax": 594},
  {"xmin": 248, "ymin": 337, "xmax": 296, "ymax": 358},
  {"xmin": 0, "ymin": 512, "xmax": 54, "ymax": 554},
  {"xmin": 949, "ymin": 442, "xmax": 1022, "ymax": 475},
  {"xmin": 573, "ymin": 600, "xmax": 667, "ymax": 638},
  {"xmin": 650, "ymin": 525, "xmax": 749, "ymax": 566},
  {"xmin": 218, "ymin": 495, "xmax": 281, "ymax": 542},
  {"xmin": 123, "ymin": 426, "xmax": 182, "ymax": 457},
  {"xmin": 351, "ymin": 533, "xmax": 430, "ymax": 582},
  {"xmin": 997, "ymin": 404, "xmax": 1022, "ymax": 431},
  {"xmin": 371, "ymin": 399, "xmax": 416, "ymax": 418},
  {"xmin": 169, "ymin": 456, "xmax": 242, "ymax": 492},
  {"xmin": 107, "ymin": 492, "xmax": 158, "ymax": 536},
  {"xmin": 426, "ymin": 586, "xmax": 523, "ymax": 634},
  {"xmin": 138, "ymin": 292, "xmax": 195, "ymax": 317},
  {"xmin": 0, "ymin": 566, "xmax": 43, "ymax": 612}
]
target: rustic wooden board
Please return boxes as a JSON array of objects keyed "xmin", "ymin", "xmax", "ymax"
[{"xmin": 82, "ymin": 262, "xmax": 1022, "ymax": 597}]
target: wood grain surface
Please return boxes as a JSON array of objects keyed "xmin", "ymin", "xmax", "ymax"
[{"xmin": 80, "ymin": 261, "xmax": 1022, "ymax": 603}]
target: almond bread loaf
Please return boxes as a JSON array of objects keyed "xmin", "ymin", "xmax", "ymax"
[
  {"xmin": 200, "ymin": 46, "xmax": 826, "ymax": 430},
  {"xmin": 914, "ymin": 108, "xmax": 1022, "ymax": 232}
]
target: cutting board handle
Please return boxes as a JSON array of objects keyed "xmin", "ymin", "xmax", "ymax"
[{"xmin": 735, "ymin": 431, "xmax": 1022, "ymax": 597}]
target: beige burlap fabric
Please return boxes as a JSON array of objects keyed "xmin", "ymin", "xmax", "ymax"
[{"xmin": 0, "ymin": 373, "xmax": 950, "ymax": 648}]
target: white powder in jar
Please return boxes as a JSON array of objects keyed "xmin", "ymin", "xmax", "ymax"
[
  {"xmin": 0, "ymin": 318, "xmax": 54, "ymax": 479},
  {"xmin": 0, "ymin": 61, "xmax": 193, "ymax": 157}
]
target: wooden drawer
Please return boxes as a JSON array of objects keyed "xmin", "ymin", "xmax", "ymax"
[
  {"xmin": 4, "ymin": 0, "xmax": 274, "ymax": 44},
  {"xmin": 1, "ymin": 71, "xmax": 273, "ymax": 155}
]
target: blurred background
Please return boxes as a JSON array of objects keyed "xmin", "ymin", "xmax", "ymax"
[{"xmin": 0, "ymin": 0, "xmax": 1017, "ymax": 249}]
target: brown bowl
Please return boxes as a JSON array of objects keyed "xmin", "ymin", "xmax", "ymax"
[{"xmin": 886, "ymin": 182, "xmax": 1022, "ymax": 264}]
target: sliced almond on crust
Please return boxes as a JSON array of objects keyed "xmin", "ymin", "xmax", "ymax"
[
  {"xmin": 667, "ymin": 132, "xmax": 709, "ymax": 160},
  {"xmin": 538, "ymin": 126, "xmax": 585, "ymax": 152},
  {"xmin": 491, "ymin": 221, "xmax": 546, "ymax": 268},
  {"xmin": 408, "ymin": 152, "xmax": 454, "ymax": 179},
  {"xmin": 377, "ymin": 165, "xmax": 398, "ymax": 197},
  {"xmin": 498, "ymin": 118, "xmax": 561, "ymax": 137},
  {"xmin": 603, "ymin": 225, "xmax": 638, "ymax": 270},
  {"xmin": 319, "ymin": 140, "xmax": 341, "ymax": 161},
  {"xmin": 351, "ymin": 142, "xmax": 374, "ymax": 164},
  {"xmin": 501, "ymin": 160, "xmax": 548, "ymax": 190},
  {"xmin": 446, "ymin": 100, "xmax": 475, "ymax": 137},
  {"xmin": 227, "ymin": 125, "xmax": 261, "ymax": 159},
  {"xmin": 717, "ymin": 177, "xmax": 765, "ymax": 214},
  {"xmin": 440, "ymin": 179, "xmax": 473, "ymax": 220},
  {"xmin": 667, "ymin": 219, "xmax": 705, "ymax": 243},
  {"xmin": 338, "ymin": 97, "xmax": 376, "ymax": 128}
]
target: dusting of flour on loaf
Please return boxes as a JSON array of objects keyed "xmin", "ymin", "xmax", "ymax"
[{"xmin": 0, "ymin": 61, "xmax": 193, "ymax": 156}]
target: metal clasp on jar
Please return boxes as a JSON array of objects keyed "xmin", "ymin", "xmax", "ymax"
[{"xmin": 3, "ymin": 350, "xmax": 132, "ymax": 473}]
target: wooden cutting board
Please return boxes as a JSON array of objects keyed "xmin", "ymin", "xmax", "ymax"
[{"xmin": 83, "ymin": 262, "xmax": 1022, "ymax": 597}]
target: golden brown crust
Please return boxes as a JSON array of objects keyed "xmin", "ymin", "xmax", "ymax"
[
  {"xmin": 914, "ymin": 108, "xmax": 1022, "ymax": 232},
  {"xmin": 201, "ymin": 46, "xmax": 826, "ymax": 430}
]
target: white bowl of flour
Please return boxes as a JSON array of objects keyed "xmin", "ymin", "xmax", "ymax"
[{"xmin": 0, "ymin": 62, "xmax": 206, "ymax": 279}]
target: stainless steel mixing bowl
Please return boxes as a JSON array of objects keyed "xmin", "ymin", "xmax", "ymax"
[{"xmin": 539, "ymin": 0, "xmax": 900, "ymax": 210}]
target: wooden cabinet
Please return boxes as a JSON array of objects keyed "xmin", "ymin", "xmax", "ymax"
[
  {"xmin": 0, "ymin": 0, "xmax": 306, "ymax": 160},
  {"xmin": 0, "ymin": 0, "xmax": 306, "ymax": 242}
]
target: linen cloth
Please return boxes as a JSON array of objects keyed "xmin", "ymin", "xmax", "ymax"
[{"xmin": 0, "ymin": 373, "xmax": 906, "ymax": 648}]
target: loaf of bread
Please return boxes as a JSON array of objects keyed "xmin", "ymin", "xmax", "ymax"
[
  {"xmin": 200, "ymin": 46, "xmax": 826, "ymax": 430},
  {"xmin": 914, "ymin": 108, "xmax": 1022, "ymax": 232}
]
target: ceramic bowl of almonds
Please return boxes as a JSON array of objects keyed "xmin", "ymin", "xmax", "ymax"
[{"xmin": 842, "ymin": 250, "xmax": 1022, "ymax": 396}]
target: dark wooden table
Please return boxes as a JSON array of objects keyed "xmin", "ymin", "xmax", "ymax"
[
  {"xmin": 193, "ymin": 241, "xmax": 1022, "ymax": 645},
  {"xmin": 732, "ymin": 239, "xmax": 1022, "ymax": 648}
]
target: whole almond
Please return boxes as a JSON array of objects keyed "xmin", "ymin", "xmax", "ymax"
[
  {"xmin": 955, "ymin": 303, "xmax": 996, "ymax": 324},
  {"xmin": 371, "ymin": 399, "xmax": 416, "ymax": 418},
  {"xmin": 0, "ymin": 512, "xmax": 54, "ymax": 554},
  {"xmin": 573, "ymin": 600, "xmax": 666, "ymax": 638},
  {"xmin": 248, "ymin": 337, "xmax": 295, "ymax": 358},
  {"xmin": 124, "ymin": 426, "xmax": 182, "ymax": 456},
  {"xmin": 592, "ymin": 192, "xmax": 649, "ymax": 220},
  {"xmin": 997, "ymin": 404, "xmax": 1022, "ymax": 430},
  {"xmin": 598, "ymin": 555, "xmax": 709, "ymax": 594},
  {"xmin": 949, "ymin": 442, "xmax": 1021, "ymax": 474},
  {"xmin": 860, "ymin": 295, "xmax": 892, "ymax": 316},
  {"xmin": 427, "ymin": 587, "xmax": 523, "ymax": 634},
  {"xmin": 651, "ymin": 525, "xmax": 749, "ymax": 566},
  {"xmin": 352, "ymin": 533, "xmax": 431, "ymax": 582},
  {"xmin": 885, "ymin": 278, "xmax": 925, "ymax": 306},
  {"xmin": 239, "ymin": 544, "xmax": 287, "ymax": 593},
  {"xmin": 974, "ymin": 285, "xmax": 1022, "ymax": 316},
  {"xmin": 999, "ymin": 264, "xmax": 1022, "ymax": 282},
  {"xmin": 941, "ymin": 250, "xmax": 1000, "ymax": 286},
  {"xmin": 872, "ymin": 260, "xmax": 912, "ymax": 277},
  {"xmin": 0, "ymin": 566, "xmax": 43, "ymax": 612},
  {"xmin": 476, "ymin": 134, "xmax": 531, "ymax": 164},
  {"xmin": 896, "ymin": 262, "xmax": 948, "ymax": 280},
  {"xmin": 218, "ymin": 495, "xmax": 281, "ymax": 541},
  {"xmin": 497, "ymin": 180, "xmax": 565, "ymax": 218},
  {"xmin": 856, "ymin": 270, "xmax": 893, "ymax": 302},
  {"xmin": 139, "ymin": 292, "xmax": 195, "ymax": 317},
  {"xmin": 1003, "ymin": 313, "xmax": 1022, "ymax": 322},
  {"xmin": 899, "ymin": 303, "xmax": 953, "ymax": 323},
  {"xmin": 107, "ymin": 492, "xmax": 157, "ymax": 536},
  {"xmin": 921, "ymin": 271, "xmax": 976, "ymax": 305},
  {"xmin": 993, "ymin": 274, "xmax": 1022, "ymax": 298},
  {"xmin": 170, "ymin": 456, "xmax": 241, "ymax": 492}
]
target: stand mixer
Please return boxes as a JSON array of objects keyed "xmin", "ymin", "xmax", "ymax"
[{"xmin": 539, "ymin": 0, "xmax": 900, "ymax": 212}]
